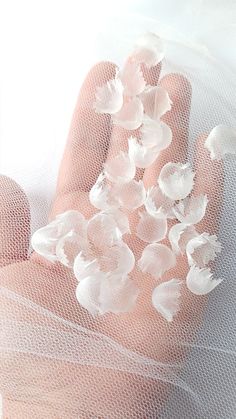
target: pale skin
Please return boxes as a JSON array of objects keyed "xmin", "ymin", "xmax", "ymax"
[{"xmin": 0, "ymin": 62, "xmax": 223, "ymax": 418}]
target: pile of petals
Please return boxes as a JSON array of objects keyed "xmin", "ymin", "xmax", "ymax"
[{"xmin": 32, "ymin": 33, "xmax": 236, "ymax": 322}]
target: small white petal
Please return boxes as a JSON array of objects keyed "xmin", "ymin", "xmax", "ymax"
[
  {"xmin": 186, "ymin": 265, "xmax": 223, "ymax": 295},
  {"xmin": 168, "ymin": 223, "xmax": 197, "ymax": 255},
  {"xmin": 56, "ymin": 231, "xmax": 87, "ymax": 268},
  {"xmin": 128, "ymin": 136, "xmax": 160, "ymax": 168},
  {"xmin": 140, "ymin": 86, "xmax": 172, "ymax": 120},
  {"xmin": 173, "ymin": 195, "xmax": 208, "ymax": 225},
  {"xmin": 89, "ymin": 172, "xmax": 118, "ymax": 210},
  {"xmin": 113, "ymin": 179, "xmax": 146, "ymax": 210},
  {"xmin": 76, "ymin": 273, "xmax": 105, "ymax": 316},
  {"xmin": 205, "ymin": 125, "xmax": 236, "ymax": 160},
  {"xmin": 93, "ymin": 76, "xmax": 124, "ymax": 114},
  {"xmin": 104, "ymin": 151, "xmax": 136, "ymax": 184},
  {"xmin": 136, "ymin": 211, "xmax": 167, "ymax": 243},
  {"xmin": 100, "ymin": 242, "xmax": 135, "ymax": 275},
  {"xmin": 138, "ymin": 243, "xmax": 176, "ymax": 279},
  {"xmin": 87, "ymin": 212, "xmax": 122, "ymax": 249},
  {"xmin": 120, "ymin": 61, "xmax": 146, "ymax": 96},
  {"xmin": 55, "ymin": 210, "xmax": 87, "ymax": 237},
  {"xmin": 158, "ymin": 162, "xmax": 195, "ymax": 200},
  {"xmin": 99, "ymin": 274, "xmax": 139, "ymax": 314},
  {"xmin": 152, "ymin": 278, "xmax": 182, "ymax": 322},
  {"xmin": 132, "ymin": 32, "xmax": 165, "ymax": 67},
  {"xmin": 112, "ymin": 97, "xmax": 144, "ymax": 130},
  {"xmin": 186, "ymin": 233, "xmax": 222, "ymax": 268},
  {"xmin": 140, "ymin": 117, "xmax": 172, "ymax": 149},
  {"xmin": 74, "ymin": 252, "xmax": 101, "ymax": 282},
  {"xmin": 108, "ymin": 209, "xmax": 130, "ymax": 235},
  {"xmin": 145, "ymin": 185, "xmax": 174, "ymax": 218}
]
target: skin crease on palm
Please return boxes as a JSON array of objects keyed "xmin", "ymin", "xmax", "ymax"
[{"xmin": 0, "ymin": 61, "xmax": 223, "ymax": 418}]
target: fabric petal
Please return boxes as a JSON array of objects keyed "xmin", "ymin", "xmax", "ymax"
[
  {"xmin": 89, "ymin": 172, "xmax": 118, "ymax": 210},
  {"xmin": 131, "ymin": 32, "xmax": 165, "ymax": 68},
  {"xmin": 112, "ymin": 97, "xmax": 144, "ymax": 130},
  {"xmin": 152, "ymin": 278, "xmax": 182, "ymax": 322},
  {"xmin": 128, "ymin": 136, "xmax": 160, "ymax": 168},
  {"xmin": 158, "ymin": 162, "xmax": 195, "ymax": 200},
  {"xmin": 186, "ymin": 233, "xmax": 222, "ymax": 268},
  {"xmin": 73, "ymin": 251, "xmax": 101, "ymax": 282},
  {"xmin": 113, "ymin": 179, "xmax": 146, "ymax": 210},
  {"xmin": 168, "ymin": 223, "xmax": 197, "ymax": 255},
  {"xmin": 93, "ymin": 76, "xmax": 124, "ymax": 114},
  {"xmin": 56, "ymin": 231, "xmax": 87, "ymax": 268},
  {"xmin": 87, "ymin": 212, "xmax": 122, "ymax": 249},
  {"xmin": 204, "ymin": 124, "xmax": 236, "ymax": 160},
  {"xmin": 99, "ymin": 274, "xmax": 139, "ymax": 314},
  {"xmin": 120, "ymin": 61, "xmax": 146, "ymax": 96},
  {"xmin": 140, "ymin": 85, "xmax": 172, "ymax": 120},
  {"xmin": 173, "ymin": 194, "xmax": 208, "ymax": 225},
  {"xmin": 107, "ymin": 209, "xmax": 130, "ymax": 235},
  {"xmin": 76, "ymin": 273, "xmax": 105, "ymax": 316},
  {"xmin": 138, "ymin": 243, "xmax": 176, "ymax": 279},
  {"xmin": 145, "ymin": 185, "xmax": 174, "ymax": 218},
  {"xmin": 186, "ymin": 265, "xmax": 223, "ymax": 295},
  {"xmin": 136, "ymin": 211, "xmax": 167, "ymax": 243},
  {"xmin": 104, "ymin": 151, "xmax": 136, "ymax": 184},
  {"xmin": 140, "ymin": 117, "xmax": 172, "ymax": 150},
  {"xmin": 100, "ymin": 242, "xmax": 135, "ymax": 275}
]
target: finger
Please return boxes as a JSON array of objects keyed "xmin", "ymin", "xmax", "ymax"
[
  {"xmin": 143, "ymin": 74, "xmax": 192, "ymax": 188},
  {"xmin": 50, "ymin": 61, "xmax": 117, "ymax": 219},
  {"xmin": 194, "ymin": 135, "xmax": 224, "ymax": 234},
  {"xmin": 0, "ymin": 176, "xmax": 30, "ymax": 267}
]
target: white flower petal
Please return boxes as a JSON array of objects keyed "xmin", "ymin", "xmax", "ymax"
[
  {"xmin": 132, "ymin": 32, "xmax": 165, "ymax": 67},
  {"xmin": 74, "ymin": 252, "xmax": 101, "ymax": 282},
  {"xmin": 186, "ymin": 265, "xmax": 223, "ymax": 295},
  {"xmin": 112, "ymin": 97, "xmax": 144, "ymax": 130},
  {"xmin": 186, "ymin": 233, "xmax": 222, "ymax": 268},
  {"xmin": 158, "ymin": 162, "xmax": 195, "ymax": 200},
  {"xmin": 136, "ymin": 211, "xmax": 167, "ymax": 243},
  {"xmin": 87, "ymin": 212, "xmax": 122, "ymax": 249},
  {"xmin": 113, "ymin": 179, "xmax": 146, "ymax": 210},
  {"xmin": 76, "ymin": 273, "xmax": 105, "ymax": 316},
  {"xmin": 205, "ymin": 124, "xmax": 236, "ymax": 160},
  {"xmin": 152, "ymin": 278, "xmax": 182, "ymax": 322},
  {"xmin": 89, "ymin": 172, "xmax": 118, "ymax": 210},
  {"xmin": 140, "ymin": 86, "xmax": 172, "ymax": 120},
  {"xmin": 128, "ymin": 136, "xmax": 160, "ymax": 168},
  {"xmin": 145, "ymin": 185, "xmax": 174, "ymax": 218},
  {"xmin": 140, "ymin": 117, "xmax": 172, "ymax": 150},
  {"xmin": 104, "ymin": 151, "xmax": 136, "ymax": 184},
  {"xmin": 168, "ymin": 223, "xmax": 197, "ymax": 255},
  {"xmin": 138, "ymin": 243, "xmax": 176, "ymax": 279},
  {"xmin": 120, "ymin": 61, "xmax": 146, "ymax": 96},
  {"xmin": 56, "ymin": 231, "xmax": 87, "ymax": 268},
  {"xmin": 108, "ymin": 209, "xmax": 130, "ymax": 235},
  {"xmin": 100, "ymin": 242, "xmax": 135, "ymax": 275},
  {"xmin": 173, "ymin": 194, "xmax": 208, "ymax": 225},
  {"xmin": 55, "ymin": 210, "xmax": 87, "ymax": 237},
  {"xmin": 93, "ymin": 76, "xmax": 124, "ymax": 114},
  {"xmin": 99, "ymin": 274, "xmax": 139, "ymax": 314}
]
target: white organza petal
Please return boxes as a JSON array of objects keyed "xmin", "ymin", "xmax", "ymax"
[
  {"xmin": 158, "ymin": 162, "xmax": 195, "ymax": 200},
  {"xmin": 108, "ymin": 209, "xmax": 130, "ymax": 235},
  {"xmin": 99, "ymin": 275, "xmax": 139, "ymax": 314},
  {"xmin": 104, "ymin": 151, "xmax": 136, "ymax": 184},
  {"xmin": 186, "ymin": 233, "xmax": 222, "ymax": 268},
  {"xmin": 89, "ymin": 172, "xmax": 118, "ymax": 210},
  {"xmin": 100, "ymin": 242, "xmax": 135, "ymax": 275},
  {"xmin": 205, "ymin": 124, "xmax": 236, "ymax": 160},
  {"xmin": 73, "ymin": 251, "xmax": 101, "ymax": 282},
  {"xmin": 173, "ymin": 194, "xmax": 208, "ymax": 225},
  {"xmin": 136, "ymin": 211, "xmax": 167, "ymax": 243},
  {"xmin": 112, "ymin": 97, "xmax": 144, "ymax": 130},
  {"xmin": 76, "ymin": 273, "xmax": 105, "ymax": 316},
  {"xmin": 55, "ymin": 210, "xmax": 87, "ymax": 237},
  {"xmin": 145, "ymin": 185, "xmax": 174, "ymax": 218},
  {"xmin": 93, "ymin": 77, "xmax": 124, "ymax": 114},
  {"xmin": 87, "ymin": 212, "xmax": 122, "ymax": 249},
  {"xmin": 186, "ymin": 265, "xmax": 223, "ymax": 295},
  {"xmin": 131, "ymin": 32, "xmax": 165, "ymax": 67},
  {"xmin": 56, "ymin": 231, "xmax": 87, "ymax": 268},
  {"xmin": 140, "ymin": 86, "xmax": 172, "ymax": 120},
  {"xmin": 128, "ymin": 136, "xmax": 160, "ymax": 168},
  {"xmin": 152, "ymin": 278, "xmax": 182, "ymax": 322},
  {"xmin": 168, "ymin": 223, "xmax": 197, "ymax": 255},
  {"xmin": 113, "ymin": 179, "xmax": 146, "ymax": 210},
  {"xmin": 120, "ymin": 61, "xmax": 146, "ymax": 96},
  {"xmin": 138, "ymin": 243, "xmax": 176, "ymax": 279},
  {"xmin": 140, "ymin": 117, "xmax": 172, "ymax": 150}
]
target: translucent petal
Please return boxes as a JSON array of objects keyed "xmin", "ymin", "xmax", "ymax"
[
  {"xmin": 168, "ymin": 223, "xmax": 197, "ymax": 255},
  {"xmin": 152, "ymin": 278, "xmax": 182, "ymax": 322},
  {"xmin": 140, "ymin": 117, "xmax": 172, "ymax": 149},
  {"xmin": 186, "ymin": 265, "xmax": 223, "ymax": 295},
  {"xmin": 145, "ymin": 185, "xmax": 174, "ymax": 218},
  {"xmin": 158, "ymin": 162, "xmax": 195, "ymax": 200},
  {"xmin": 113, "ymin": 179, "xmax": 146, "ymax": 210},
  {"xmin": 56, "ymin": 231, "xmax": 87, "ymax": 268},
  {"xmin": 140, "ymin": 86, "xmax": 172, "ymax": 120},
  {"xmin": 138, "ymin": 243, "xmax": 176, "ymax": 279},
  {"xmin": 89, "ymin": 172, "xmax": 118, "ymax": 210},
  {"xmin": 87, "ymin": 212, "xmax": 122, "ymax": 249},
  {"xmin": 120, "ymin": 61, "xmax": 146, "ymax": 96},
  {"xmin": 104, "ymin": 151, "xmax": 136, "ymax": 184},
  {"xmin": 136, "ymin": 211, "xmax": 167, "ymax": 243},
  {"xmin": 131, "ymin": 32, "xmax": 165, "ymax": 67},
  {"xmin": 204, "ymin": 124, "xmax": 236, "ymax": 160},
  {"xmin": 100, "ymin": 242, "xmax": 135, "ymax": 275},
  {"xmin": 186, "ymin": 233, "xmax": 222, "ymax": 268},
  {"xmin": 173, "ymin": 194, "xmax": 208, "ymax": 225},
  {"xmin": 99, "ymin": 275, "xmax": 139, "ymax": 314},
  {"xmin": 93, "ymin": 76, "xmax": 124, "ymax": 114},
  {"xmin": 73, "ymin": 252, "xmax": 101, "ymax": 282},
  {"xmin": 112, "ymin": 97, "xmax": 144, "ymax": 130},
  {"xmin": 128, "ymin": 136, "xmax": 160, "ymax": 168},
  {"xmin": 76, "ymin": 273, "xmax": 105, "ymax": 316},
  {"xmin": 55, "ymin": 210, "xmax": 87, "ymax": 237},
  {"xmin": 108, "ymin": 209, "xmax": 130, "ymax": 235}
]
